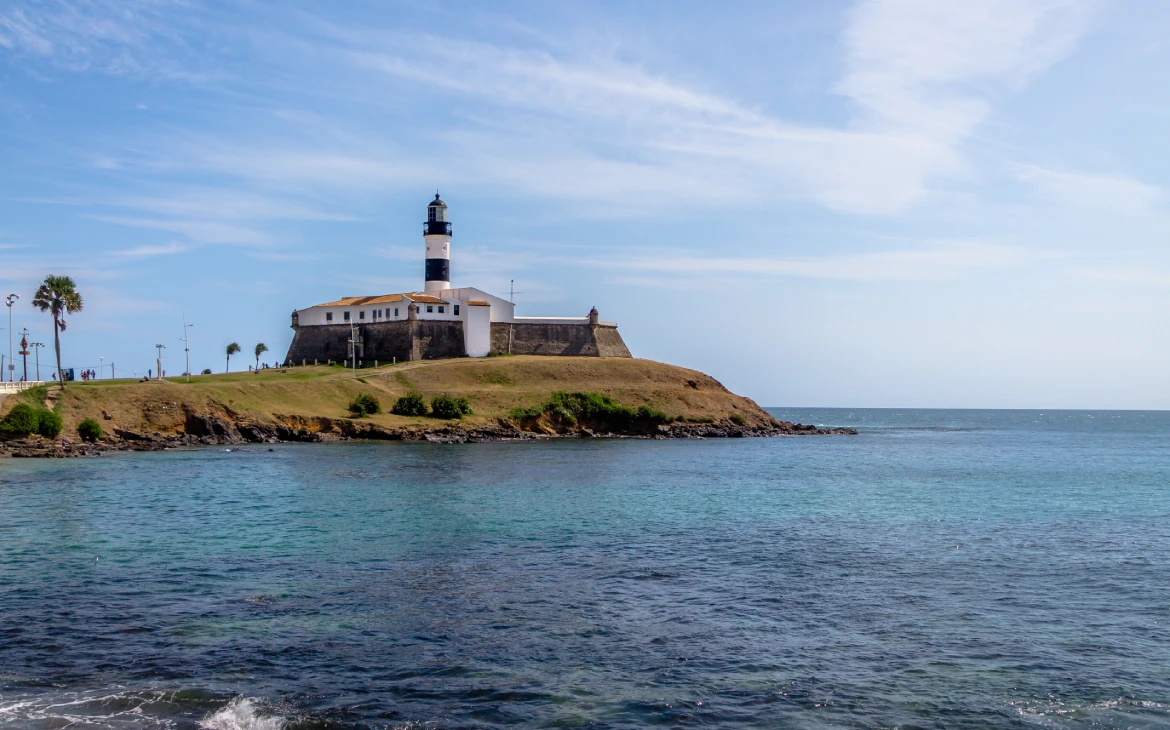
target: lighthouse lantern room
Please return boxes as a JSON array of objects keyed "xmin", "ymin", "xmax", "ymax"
[{"xmin": 424, "ymin": 193, "xmax": 452, "ymax": 292}]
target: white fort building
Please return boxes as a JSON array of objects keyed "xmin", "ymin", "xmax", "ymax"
[{"xmin": 285, "ymin": 194, "xmax": 631, "ymax": 364}]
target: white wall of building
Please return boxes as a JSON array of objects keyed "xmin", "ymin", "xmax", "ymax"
[
  {"xmin": 464, "ymin": 304, "xmax": 492, "ymax": 357},
  {"xmin": 438, "ymin": 287, "xmax": 516, "ymax": 322}
]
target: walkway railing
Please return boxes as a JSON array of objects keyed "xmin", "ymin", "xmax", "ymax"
[{"xmin": 0, "ymin": 381, "xmax": 46, "ymax": 394}]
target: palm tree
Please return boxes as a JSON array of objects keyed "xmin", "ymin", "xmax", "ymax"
[
  {"xmin": 254, "ymin": 342, "xmax": 268, "ymax": 370},
  {"xmin": 225, "ymin": 342, "xmax": 241, "ymax": 373},
  {"xmin": 31, "ymin": 275, "xmax": 83, "ymax": 389}
]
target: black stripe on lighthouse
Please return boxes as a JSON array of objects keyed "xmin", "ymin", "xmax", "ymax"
[{"xmin": 425, "ymin": 258, "xmax": 449, "ymax": 282}]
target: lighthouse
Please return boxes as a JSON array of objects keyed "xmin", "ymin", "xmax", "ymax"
[{"xmin": 423, "ymin": 193, "xmax": 451, "ymax": 292}]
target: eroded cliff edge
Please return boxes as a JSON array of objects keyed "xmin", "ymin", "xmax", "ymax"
[{"xmin": 0, "ymin": 356, "xmax": 854, "ymax": 457}]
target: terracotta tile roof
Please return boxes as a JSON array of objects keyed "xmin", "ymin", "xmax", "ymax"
[
  {"xmin": 406, "ymin": 294, "xmax": 446, "ymax": 304},
  {"xmin": 314, "ymin": 296, "xmax": 366, "ymax": 307},
  {"xmin": 465, "ymin": 300, "xmax": 490, "ymax": 306},
  {"xmin": 313, "ymin": 293, "xmax": 407, "ymax": 307}
]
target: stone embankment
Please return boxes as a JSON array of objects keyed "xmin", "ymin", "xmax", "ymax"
[
  {"xmin": 0, "ymin": 357, "xmax": 857, "ymax": 458},
  {"xmin": 1, "ymin": 412, "xmax": 853, "ymax": 457}
]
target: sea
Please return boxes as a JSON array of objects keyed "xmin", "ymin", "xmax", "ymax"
[{"xmin": 1, "ymin": 408, "xmax": 1168, "ymax": 729}]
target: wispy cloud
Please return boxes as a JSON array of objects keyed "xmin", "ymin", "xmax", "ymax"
[
  {"xmin": 1073, "ymin": 267, "xmax": 1170, "ymax": 286},
  {"xmin": 0, "ymin": 0, "xmax": 215, "ymax": 81},
  {"xmin": 571, "ymin": 242, "xmax": 1052, "ymax": 283},
  {"xmin": 15, "ymin": 0, "xmax": 1094, "ymax": 218},
  {"xmin": 86, "ymin": 216, "xmax": 269, "ymax": 245},
  {"xmin": 1014, "ymin": 164, "xmax": 1162, "ymax": 213},
  {"xmin": 115, "ymin": 241, "xmax": 185, "ymax": 256}
]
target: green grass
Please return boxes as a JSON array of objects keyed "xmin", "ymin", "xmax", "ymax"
[{"xmin": 479, "ymin": 369, "xmax": 514, "ymax": 385}]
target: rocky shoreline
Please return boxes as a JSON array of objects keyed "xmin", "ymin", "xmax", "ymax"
[{"xmin": 1, "ymin": 412, "xmax": 856, "ymax": 458}]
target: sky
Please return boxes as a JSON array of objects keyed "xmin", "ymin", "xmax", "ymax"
[{"xmin": 1, "ymin": 0, "xmax": 1169, "ymax": 408}]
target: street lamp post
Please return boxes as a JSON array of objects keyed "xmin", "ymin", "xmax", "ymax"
[
  {"xmin": 18, "ymin": 328, "xmax": 30, "ymax": 382},
  {"xmin": 99, "ymin": 356, "xmax": 103, "ymax": 380},
  {"xmin": 31, "ymin": 343, "xmax": 43, "ymax": 381},
  {"xmin": 349, "ymin": 320, "xmax": 356, "ymax": 378},
  {"xmin": 5, "ymin": 294, "xmax": 18, "ymax": 382},
  {"xmin": 155, "ymin": 344, "xmax": 166, "ymax": 381},
  {"xmin": 180, "ymin": 315, "xmax": 194, "ymax": 383}
]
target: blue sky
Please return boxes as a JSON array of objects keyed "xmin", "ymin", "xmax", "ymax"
[{"xmin": 2, "ymin": 0, "xmax": 1169, "ymax": 408}]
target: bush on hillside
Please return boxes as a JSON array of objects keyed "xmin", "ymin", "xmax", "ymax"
[
  {"xmin": 37, "ymin": 410, "xmax": 63, "ymax": 438},
  {"xmin": 390, "ymin": 392, "xmax": 428, "ymax": 417},
  {"xmin": 348, "ymin": 392, "xmax": 381, "ymax": 417},
  {"xmin": 201, "ymin": 368, "xmax": 212, "ymax": 375},
  {"xmin": 78, "ymin": 418, "xmax": 103, "ymax": 442},
  {"xmin": 510, "ymin": 392, "xmax": 672, "ymax": 428},
  {"xmin": 0, "ymin": 403, "xmax": 40, "ymax": 436},
  {"xmin": 0, "ymin": 403, "xmax": 64, "ymax": 438},
  {"xmin": 729, "ymin": 413, "xmax": 746, "ymax": 426},
  {"xmin": 430, "ymin": 394, "xmax": 472, "ymax": 419}
]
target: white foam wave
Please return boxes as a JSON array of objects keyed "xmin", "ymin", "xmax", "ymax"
[{"xmin": 200, "ymin": 698, "xmax": 285, "ymax": 730}]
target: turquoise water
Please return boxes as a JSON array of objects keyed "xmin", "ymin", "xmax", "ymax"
[{"xmin": 1, "ymin": 409, "xmax": 1168, "ymax": 728}]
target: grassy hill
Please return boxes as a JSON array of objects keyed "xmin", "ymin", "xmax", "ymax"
[{"xmin": 3, "ymin": 357, "xmax": 798, "ymax": 446}]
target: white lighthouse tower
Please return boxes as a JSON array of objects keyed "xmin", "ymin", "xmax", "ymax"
[{"xmin": 423, "ymin": 193, "xmax": 451, "ymax": 292}]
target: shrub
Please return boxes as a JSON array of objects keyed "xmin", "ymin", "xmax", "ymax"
[
  {"xmin": 636, "ymin": 405, "xmax": 669, "ymax": 422},
  {"xmin": 0, "ymin": 403, "xmax": 40, "ymax": 436},
  {"xmin": 391, "ymin": 392, "xmax": 429, "ymax": 417},
  {"xmin": 431, "ymin": 394, "xmax": 472, "ymax": 419},
  {"xmin": 348, "ymin": 392, "xmax": 381, "ymax": 417},
  {"xmin": 37, "ymin": 410, "xmax": 63, "ymax": 438},
  {"xmin": 729, "ymin": 413, "xmax": 746, "ymax": 426},
  {"xmin": 78, "ymin": 418, "xmax": 103, "ymax": 442},
  {"xmin": 201, "ymin": 368, "xmax": 212, "ymax": 375},
  {"xmin": 510, "ymin": 392, "xmax": 669, "ymax": 428}
]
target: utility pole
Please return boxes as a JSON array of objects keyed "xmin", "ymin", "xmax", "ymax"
[
  {"xmin": 31, "ymin": 342, "xmax": 43, "ymax": 381},
  {"xmin": 155, "ymin": 344, "xmax": 166, "ymax": 381},
  {"xmin": 180, "ymin": 314, "xmax": 194, "ymax": 383},
  {"xmin": 99, "ymin": 356, "xmax": 104, "ymax": 380},
  {"xmin": 18, "ymin": 329, "xmax": 29, "ymax": 382},
  {"xmin": 5, "ymin": 293, "xmax": 18, "ymax": 382},
  {"xmin": 348, "ymin": 320, "xmax": 357, "ymax": 378}
]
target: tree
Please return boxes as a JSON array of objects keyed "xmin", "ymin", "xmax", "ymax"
[
  {"xmin": 225, "ymin": 342, "xmax": 241, "ymax": 372},
  {"xmin": 254, "ymin": 342, "xmax": 268, "ymax": 370},
  {"xmin": 31, "ymin": 275, "xmax": 83, "ymax": 389}
]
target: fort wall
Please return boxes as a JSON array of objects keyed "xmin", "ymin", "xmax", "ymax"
[
  {"xmin": 284, "ymin": 320, "xmax": 464, "ymax": 365},
  {"xmin": 285, "ymin": 321, "xmax": 631, "ymax": 364},
  {"xmin": 490, "ymin": 323, "xmax": 632, "ymax": 358}
]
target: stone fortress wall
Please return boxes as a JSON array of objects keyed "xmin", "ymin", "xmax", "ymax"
[{"xmin": 284, "ymin": 320, "xmax": 631, "ymax": 364}]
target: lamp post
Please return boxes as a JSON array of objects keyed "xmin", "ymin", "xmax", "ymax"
[
  {"xmin": 348, "ymin": 320, "xmax": 358, "ymax": 378},
  {"xmin": 5, "ymin": 294, "xmax": 18, "ymax": 382},
  {"xmin": 31, "ymin": 342, "xmax": 43, "ymax": 381},
  {"xmin": 18, "ymin": 328, "xmax": 30, "ymax": 382},
  {"xmin": 155, "ymin": 344, "xmax": 166, "ymax": 381},
  {"xmin": 99, "ymin": 356, "xmax": 103, "ymax": 380},
  {"xmin": 180, "ymin": 315, "xmax": 194, "ymax": 383}
]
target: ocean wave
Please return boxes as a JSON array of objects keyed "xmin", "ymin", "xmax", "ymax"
[
  {"xmin": 0, "ymin": 690, "xmax": 289, "ymax": 730},
  {"xmin": 200, "ymin": 698, "xmax": 285, "ymax": 730},
  {"xmin": 1010, "ymin": 696, "xmax": 1168, "ymax": 725}
]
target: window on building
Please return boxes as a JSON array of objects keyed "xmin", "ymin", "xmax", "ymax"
[
  {"xmin": 344, "ymin": 311, "xmax": 350, "ymax": 322},
  {"xmin": 326, "ymin": 312, "xmax": 333, "ymax": 322},
  {"xmin": 453, "ymin": 305, "xmax": 460, "ymax": 315},
  {"xmin": 426, "ymin": 305, "xmax": 433, "ymax": 313},
  {"xmin": 394, "ymin": 308, "xmax": 399, "ymax": 317},
  {"xmin": 359, "ymin": 311, "xmax": 365, "ymax": 320},
  {"xmin": 438, "ymin": 305, "xmax": 445, "ymax": 314}
]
